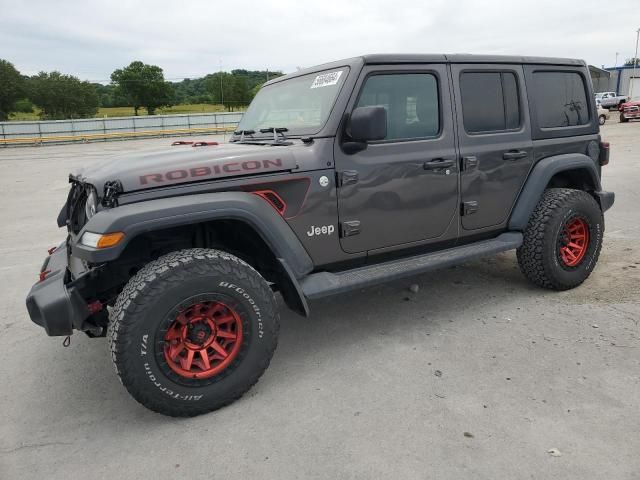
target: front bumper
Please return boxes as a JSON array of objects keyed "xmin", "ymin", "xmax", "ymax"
[{"xmin": 25, "ymin": 243, "xmax": 91, "ymax": 336}]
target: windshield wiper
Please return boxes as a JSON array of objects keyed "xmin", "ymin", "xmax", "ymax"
[
  {"xmin": 260, "ymin": 127, "xmax": 288, "ymax": 143},
  {"xmin": 232, "ymin": 129, "xmax": 255, "ymax": 142}
]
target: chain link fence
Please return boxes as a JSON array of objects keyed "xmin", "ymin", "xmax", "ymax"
[{"xmin": 0, "ymin": 112, "xmax": 243, "ymax": 147}]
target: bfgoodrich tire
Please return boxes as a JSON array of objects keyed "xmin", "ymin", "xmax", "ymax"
[
  {"xmin": 517, "ymin": 188, "xmax": 603, "ymax": 291},
  {"xmin": 108, "ymin": 248, "xmax": 279, "ymax": 417}
]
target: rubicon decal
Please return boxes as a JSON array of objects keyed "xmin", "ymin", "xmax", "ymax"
[{"xmin": 140, "ymin": 158, "xmax": 285, "ymax": 185}]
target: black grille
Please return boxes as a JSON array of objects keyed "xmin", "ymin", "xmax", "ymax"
[{"xmin": 67, "ymin": 182, "xmax": 89, "ymax": 234}]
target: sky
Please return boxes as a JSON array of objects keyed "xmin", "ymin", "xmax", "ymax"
[{"xmin": 1, "ymin": 0, "xmax": 638, "ymax": 82}]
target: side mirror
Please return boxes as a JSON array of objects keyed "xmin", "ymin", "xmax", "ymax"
[{"xmin": 349, "ymin": 106, "xmax": 387, "ymax": 142}]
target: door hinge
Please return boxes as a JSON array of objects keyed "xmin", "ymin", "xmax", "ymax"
[
  {"xmin": 461, "ymin": 201, "xmax": 478, "ymax": 216},
  {"xmin": 461, "ymin": 156, "xmax": 478, "ymax": 171},
  {"xmin": 340, "ymin": 220, "xmax": 361, "ymax": 237},
  {"xmin": 337, "ymin": 170, "xmax": 359, "ymax": 187}
]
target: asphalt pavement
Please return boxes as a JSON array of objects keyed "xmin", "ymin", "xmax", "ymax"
[{"xmin": 1, "ymin": 124, "xmax": 638, "ymax": 479}]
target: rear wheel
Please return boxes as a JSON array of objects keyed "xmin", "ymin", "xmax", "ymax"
[
  {"xmin": 108, "ymin": 248, "xmax": 279, "ymax": 416},
  {"xmin": 517, "ymin": 188, "xmax": 603, "ymax": 290}
]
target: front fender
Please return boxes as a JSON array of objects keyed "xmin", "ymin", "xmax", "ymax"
[
  {"xmin": 508, "ymin": 154, "xmax": 603, "ymax": 231},
  {"xmin": 71, "ymin": 191, "xmax": 314, "ymax": 278}
]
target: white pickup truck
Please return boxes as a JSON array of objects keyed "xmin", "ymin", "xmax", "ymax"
[{"xmin": 596, "ymin": 91, "xmax": 629, "ymax": 110}]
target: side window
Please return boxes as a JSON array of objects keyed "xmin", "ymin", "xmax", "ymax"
[
  {"xmin": 356, "ymin": 73, "xmax": 439, "ymax": 140},
  {"xmin": 532, "ymin": 72, "xmax": 589, "ymax": 127},
  {"xmin": 459, "ymin": 71, "xmax": 521, "ymax": 134}
]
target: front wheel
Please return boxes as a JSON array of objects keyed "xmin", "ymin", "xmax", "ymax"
[
  {"xmin": 108, "ymin": 248, "xmax": 279, "ymax": 416},
  {"xmin": 599, "ymin": 114, "xmax": 606, "ymax": 125},
  {"xmin": 517, "ymin": 188, "xmax": 603, "ymax": 290},
  {"xmin": 620, "ymin": 113, "xmax": 629, "ymax": 123}
]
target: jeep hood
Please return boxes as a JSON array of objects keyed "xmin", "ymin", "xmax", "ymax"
[{"xmin": 72, "ymin": 142, "xmax": 299, "ymax": 194}]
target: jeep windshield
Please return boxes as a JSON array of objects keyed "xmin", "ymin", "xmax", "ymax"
[{"xmin": 235, "ymin": 67, "xmax": 349, "ymax": 138}]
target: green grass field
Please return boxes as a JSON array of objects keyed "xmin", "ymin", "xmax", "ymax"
[{"xmin": 7, "ymin": 104, "xmax": 244, "ymax": 121}]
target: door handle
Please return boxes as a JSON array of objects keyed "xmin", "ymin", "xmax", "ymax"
[
  {"xmin": 503, "ymin": 150, "xmax": 528, "ymax": 160},
  {"xmin": 423, "ymin": 158, "xmax": 455, "ymax": 170}
]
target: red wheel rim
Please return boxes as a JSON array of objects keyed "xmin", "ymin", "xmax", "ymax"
[
  {"xmin": 558, "ymin": 217, "xmax": 590, "ymax": 267},
  {"xmin": 163, "ymin": 301, "xmax": 243, "ymax": 379}
]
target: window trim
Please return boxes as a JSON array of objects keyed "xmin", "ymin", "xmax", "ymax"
[
  {"xmin": 458, "ymin": 69, "xmax": 524, "ymax": 136},
  {"xmin": 351, "ymin": 70, "xmax": 443, "ymax": 144}
]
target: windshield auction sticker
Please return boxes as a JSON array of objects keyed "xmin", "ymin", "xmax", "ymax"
[{"xmin": 310, "ymin": 70, "xmax": 343, "ymax": 89}]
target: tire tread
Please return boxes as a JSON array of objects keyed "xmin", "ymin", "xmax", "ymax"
[
  {"xmin": 516, "ymin": 188, "xmax": 603, "ymax": 290},
  {"xmin": 107, "ymin": 248, "xmax": 279, "ymax": 417}
]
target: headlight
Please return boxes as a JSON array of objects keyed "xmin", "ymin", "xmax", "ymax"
[
  {"xmin": 85, "ymin": 189, "xmax": 98, "ymax": 219},
  {"xmin": 80, "ymin": 231, "xmax": 125, "ymax": 249}
]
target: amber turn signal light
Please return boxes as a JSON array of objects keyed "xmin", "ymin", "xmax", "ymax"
[{"xmin": 80, "ymin": 231, "xmax": 125, "ymax": 249}]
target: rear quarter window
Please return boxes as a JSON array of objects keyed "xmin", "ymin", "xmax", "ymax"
[{"xmin": 532, "ymin": 72, "xmax": 589, "ymax": 128}]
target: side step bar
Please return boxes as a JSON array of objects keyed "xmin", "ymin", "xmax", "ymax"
[{"xmin": 301, "ymin": 232, "xmax": 523, "ymax": 299}]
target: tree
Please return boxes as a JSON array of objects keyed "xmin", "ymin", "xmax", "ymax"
[
  {"xmin": 13, "ymin": 98, "xmax": 34, "ymax": 113},
  {"xmin": 249, "ymin": 82, "xmax": 263, "ymax": 100},
  {"xmin": 111, "ymin": 61, "xmax": 174, "ymax": 115},
  {"xmin": 229, "ymin": 75, "xmax": 250, "ymax": 110},
  {"xmin": 0, "ymin": 59, "xmax": 26, "ymax": 120},
  {"xmin": 92, "ymin": 83, "xmax": 129, "ymax": 108},
  {"xmin": 625, "ymin": 58, "xmax": 640, "ymax": 67},
  {"xmin": 29, "ymin": 72, "xmax": 99, "ymax": 119},
  {"xmin": 204, "ymin": 72, "xmax": 230, "ymax": 106},
  {"xmin": 205, "ymin": 73, "xmax": 253, "ymax": 111}
]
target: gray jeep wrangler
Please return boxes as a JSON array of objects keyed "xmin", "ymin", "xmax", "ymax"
[{"xmin": 26, "ymin": 54, "xmax": 614, "ymax": 416}]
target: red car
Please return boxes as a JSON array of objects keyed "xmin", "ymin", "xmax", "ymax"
[{"xmin": 619, "ymin": 101, "xmax": 640, "ymax": 122}]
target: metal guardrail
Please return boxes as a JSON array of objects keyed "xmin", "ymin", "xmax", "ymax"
[{"xmin": 0, "ymin": 112, "xmax": 243, "ymax": 146}]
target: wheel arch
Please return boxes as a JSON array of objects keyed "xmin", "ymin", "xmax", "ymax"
[
  {"xmin": 509, "ymin": 154, "xmax": 602, "ymax": 231},
  {"xmin": 72, "ymin": 191, "xmax": 313, "ymax": 316}
]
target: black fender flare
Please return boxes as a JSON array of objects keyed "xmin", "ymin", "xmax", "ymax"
[
  {"xmin": 71, "ymin": 191, "xmax": 314, "ymax": 281},
  {"xmin": 508, "ymin": 154, "xmax": 602, "ymax": 231}
]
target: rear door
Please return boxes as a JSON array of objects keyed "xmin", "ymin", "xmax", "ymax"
[
  {"xmin": 334, "ymin": 64, "xmax": 459, "ymax": 253},
  {"xmin": 451, "ymin": 64, "xmax": 534, "ymax": 232}
]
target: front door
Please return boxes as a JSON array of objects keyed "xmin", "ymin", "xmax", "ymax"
[{"xmin": 334, "ymin": 64, "xmax": 459, "ymax": 253}]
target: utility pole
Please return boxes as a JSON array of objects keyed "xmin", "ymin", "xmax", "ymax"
[
  {"xmin": 630, "ymin": 28, "xmax": 640, "ymax": 99},
  {"xmin": 219, "ymin": 59, "xmax": 224, "ymax": 108}
]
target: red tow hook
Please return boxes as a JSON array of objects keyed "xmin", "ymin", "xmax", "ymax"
[
  {"xmin": 47, "ymin": 246, "xmax": 57, "ymax": 255},
  {"xmin": 87, "ymin": 300, "xmax": 103, "ymax": 315},
  {"xmin": 192, "ymin": 141, "xmax": 219, "ymax": 147},
  {"xmin": 39, "ymin": 270, "xmax": 51, "ymax": 282}
]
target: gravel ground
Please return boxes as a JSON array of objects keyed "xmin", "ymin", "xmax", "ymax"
[{"xmin": 1, "ymin": 124, "xmax": 638, "ymax": 479}]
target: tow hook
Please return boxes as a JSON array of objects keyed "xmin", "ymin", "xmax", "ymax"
[{"xmin": 87, "ymin": 300, "xmax": 103, "ymax": 315}]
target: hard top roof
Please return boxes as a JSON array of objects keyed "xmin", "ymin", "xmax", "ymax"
[
  {"xmin": 363, "ymin": 53, "xmax": 584, "ymax": 66},
  {"xmin": 264, "ymin": 54, "xmax": 585, "ymax": 86}
]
